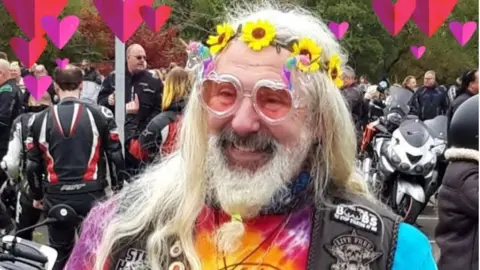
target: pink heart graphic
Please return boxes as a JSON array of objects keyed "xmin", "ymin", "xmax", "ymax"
[
  {"xmin": 2, "ymin": 0, "xmax": 68, "ymax": 39},
  {"xmin": 24, "ymin": 75, "xmax": 53, "ymax": 101},
  {"xmin": 328, "ymin": 22, "xmax": 349, "ymax": 39},
  {"xmin": 372, "ymin": 0, "xmax": 416, "ymax": 36},
  {"xmin": 93, "ymin": 0, "xmax": 153, "ymax": 42},
  {"xmin": 140, "ymin": 5, "xmax": 171, "ymax": 32},
  {"xmin": 56, "ymin": 58, "xmax": 70, "ymax": 69},
  {"xmin": 449, "ymin": 21, "xmax": 478, "ymax": 46},
  {"xmin": 410, "ymin": 46, "xmax": 426, "ymax": 59},
  {"xmin": 9, "ymin": 36, "xmax": 47, "ymax": 68},
  {"xmin": 41, "ymin": 15, "xmax": 80, "ymax": 49},
  {"xmin": 412, "ymin": 0, "xmax": 458, "ymax": 37}
]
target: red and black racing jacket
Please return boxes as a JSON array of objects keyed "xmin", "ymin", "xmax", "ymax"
[{"xmin": 25, "ymin": 97, "xmax": 125, "ymax": 200}]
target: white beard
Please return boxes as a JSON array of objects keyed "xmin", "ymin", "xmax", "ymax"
[{"xmin": 205, "ymin": 127, "xmax": 313, "ymax": 219}]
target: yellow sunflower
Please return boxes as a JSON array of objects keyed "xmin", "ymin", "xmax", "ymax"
[
  {"xmin": 292, "ymin": 37, "xmax": 322, "ymax": 72},
  {"xmin": 206, "ymin": 23, "xmax": 235, "ymax": 54},
  {"xmin": 240, "ymin": 20, "xmax": 276, "ymax": 51},
  {"xmin": 328, "ymin": 54, "xmax": 343, "ymax": 88}
]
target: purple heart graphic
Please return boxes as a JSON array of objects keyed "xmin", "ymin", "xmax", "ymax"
[
  {"xmin": 24, "ymin": 75, "xmax": 53, "ymax": 101},
  {"xmin": 410, "ymin": 46, "xmax": 426, "ymax": 59},
  {"xmin": 449, "ymin": 21, "xmax": 478, "ymax": 46},
  {"xmin": 328, "ymin": 22, "xmax": 350, "ymax": 39},
  {"xmin": 56, "ymin": 58, "xmax": 70, "ymax": 69},
  {"xmin": 41, "ymin": 15, "xmax": 80, "ymax": 49}
]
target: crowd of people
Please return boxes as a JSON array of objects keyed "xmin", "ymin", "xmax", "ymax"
[{"xmin": 0, "ymin": 3, "xmax": 477, "ymax": 270}]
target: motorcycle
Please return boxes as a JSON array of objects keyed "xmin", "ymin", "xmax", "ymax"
[
  {"xmin": 362, "ymin": 86, "xmax": 448, "ymax": 223},
  {"xmin": 359, "ymin": 85, "xmax": 412, "ymax": 184},
  {"xmin": 0, "ymin": 204, "xmax": 80, "ymax": 270}
]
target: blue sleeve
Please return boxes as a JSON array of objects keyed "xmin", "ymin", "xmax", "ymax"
[{"xmin": 392, "ymin": 223, "xmax": 437, "ymax": 270}]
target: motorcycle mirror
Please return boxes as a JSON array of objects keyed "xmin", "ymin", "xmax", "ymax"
[{"xmin": 47, "ymin": 204, "xmax": 80, "ymax": 226}]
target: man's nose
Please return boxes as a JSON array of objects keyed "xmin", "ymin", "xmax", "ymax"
[{"xmin": 231, "ymin": 97, "xmax": 261, "ymax": 136}]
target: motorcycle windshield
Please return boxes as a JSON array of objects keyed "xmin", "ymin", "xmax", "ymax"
[
  {"xmin": 384, "ymin": 85, "xmax": 414, "ymax": 115},
  {"xmin": 81, "ymin": 81, "xmax": 101, "ymax": 104},
  {"xmin": 398, "ymin": 119, "xmax": 431, "ymax": 147},
  {"xmin": 424, "ymin": 115, "xmax": 448, "ymax": 140}
]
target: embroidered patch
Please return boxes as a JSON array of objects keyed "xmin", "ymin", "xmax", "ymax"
[
  {"xmin": 331, "ymin": 204, "xmax": 379, "ymax": 234},
  {"xmin": 101, "ymin": 106, "xmax": 114, "ymax": 119},
  {"xmin": 142, "ymin": 88, "xmax": 155, "ymax": 94},
  {"xmin": 115, "ymin": 248, "xmax": 150, "ymax": 270},
  {"xmin": 325, "ymin": 230, "xmax": 383, "ymax": 270}
]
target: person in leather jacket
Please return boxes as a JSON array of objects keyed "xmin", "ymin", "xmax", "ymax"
[
  {"xmin": 340, "ymin": 66, "xmax": 364, "ymax": 143},
  {"xmin": 67, "ymin": 7, "xmax": 436, "ymax": 270},
  {"xmin": 0, "ymin": 93, "xmax": 52, "ymax": 240},
  {"xmin": 447, "ymin": 69, "xmax": 478, "ymax": 125},
  {"xmin": 26, "ymin": 65, "xmax": 125, "ymax": 270},
  {"xmin": 97, "ymin": 44, "xmax": 163, "ymax": 176},
  {"xmin": 80, "ymin": 59, "xmax": 102, "ymax": 85},
  {"xmin": 408, "ymin": 70, "xmax": 449, "ymax": 121},
  {"xmin": 0, "ymin": 59, "xmax": 22, "ymax": 189},
  {"xmin": 436, "ymin": 95, "xmax": 479, "ymax": 270},
  {"xmin": 127, "ymin": 67, "xmax": 191, "ymax": 166}
]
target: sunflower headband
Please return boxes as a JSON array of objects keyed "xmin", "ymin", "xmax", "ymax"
[{"xmin": 186, "ymin": 20, "xmax": 344, "ymax": 89}]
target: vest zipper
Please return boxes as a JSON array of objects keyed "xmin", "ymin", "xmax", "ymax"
[{"xmin": 306, "ymin": 205, "xmax": 321, "ymax": 270}]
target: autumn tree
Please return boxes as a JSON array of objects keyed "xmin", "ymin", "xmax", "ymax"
[{"xmin": 78, "ymin": 1, "xmax": 187, "ymax": 76}]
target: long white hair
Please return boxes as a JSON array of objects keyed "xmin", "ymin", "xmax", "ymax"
[{"xmin": 93, "ymin": 2, "xmax": 372, "ymax": 270}]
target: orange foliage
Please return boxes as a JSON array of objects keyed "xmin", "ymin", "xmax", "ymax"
[{"xmin": 78, "ymin": 3, "xmax": 187, "ymax": 72}]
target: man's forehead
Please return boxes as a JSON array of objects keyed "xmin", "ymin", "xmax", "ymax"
[
  {"xmin": 130, "ymin": 47, "xmax": 146, "ymax": 56},
  {"xmin": 215, "ymin": 40, "xmax": 290, "ymax": 75}
]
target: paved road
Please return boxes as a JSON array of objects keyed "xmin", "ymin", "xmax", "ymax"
[{"xmin": 418, "ymin": 204, "xmax": 440, "ymax": 260}]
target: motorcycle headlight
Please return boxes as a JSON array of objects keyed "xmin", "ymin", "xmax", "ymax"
[{"xmin": 383, "ymin": 145, "xmax": 402, "ymax": 165}]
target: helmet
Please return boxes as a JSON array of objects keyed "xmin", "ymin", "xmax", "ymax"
[{"xmin": 448, "ymin": 95, "xmax": 479, "ymax": 150}]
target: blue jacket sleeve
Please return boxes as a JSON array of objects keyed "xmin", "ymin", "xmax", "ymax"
[{"xmin": 392, "ymin": 223, "xmax": 437, "ymax": 270}]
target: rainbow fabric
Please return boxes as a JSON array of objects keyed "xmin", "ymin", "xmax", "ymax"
[{"xmin": 195, "ymin": 206, "xmax": 314, "ymax": 269}]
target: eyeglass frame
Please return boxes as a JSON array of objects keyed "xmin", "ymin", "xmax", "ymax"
[{"xmin": 198, "ymin": 71, "xmax": 306, "ymax": 125}]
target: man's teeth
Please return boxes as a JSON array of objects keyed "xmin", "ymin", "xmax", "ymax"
[{"xmin": 232, "ymin": 142, "xmax": 257, "ymax": 152}]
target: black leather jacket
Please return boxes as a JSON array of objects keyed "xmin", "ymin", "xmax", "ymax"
[
  {"xmin": 26, "ymin": 97, "xmax": 125, "ymax": 200},
  {"xmin": 98, "ymin": 69, "xmax": 163, "ymax": 130},
  {"xmin": 408, "ymin": 84, "xmax": 449, "ymax": 120}
]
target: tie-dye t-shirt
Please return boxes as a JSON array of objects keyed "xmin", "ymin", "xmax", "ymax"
[{"xmin": 195, "ymin": 206, "xmax": 314, "ymax": 269}]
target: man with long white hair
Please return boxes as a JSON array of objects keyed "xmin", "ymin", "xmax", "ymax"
[{"xmin": 67, "ymin": 3, "xmax": 436, "ymax": 270}]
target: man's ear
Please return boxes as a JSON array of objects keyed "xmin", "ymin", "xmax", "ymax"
[
  {"xmin": 53, "ymin": 83, "xmax": 60, "ymax": 94},
  {"xmin": 78, "ymin": 81, "xmax": 83, "ymax": 92}
]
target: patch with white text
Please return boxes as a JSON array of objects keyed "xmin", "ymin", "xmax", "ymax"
[
  {"xmin": 331, "ymin": 204, "xmax": 379, "ymax": 234},
  {"xmin": 142, "ymin": 88, "xmax": 155, "ymax": 94},
  {"xmin": 325, "ymin": 230, "xmax": 382, "ymax": 270},
  {"xmin": 115, "ymin": 248, "xmax": 150, "ymax": 270}
]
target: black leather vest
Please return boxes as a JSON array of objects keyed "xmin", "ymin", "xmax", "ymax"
[{"xmin": 108, "ymin": 195, "xmax": 401, "ymax": 270}]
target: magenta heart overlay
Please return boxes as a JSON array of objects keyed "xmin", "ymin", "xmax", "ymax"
[
  {"xmin": 41, "ymin": 15, "xmax": 80, "ymax": 49},
  {"xmin": 328, "ymin": 22, "xmax": 349, "ymax": 39},
  {"xmin": 93, "ymin": 0, "xmax": 153, "ymax": 42},
  {"xmin": 372, "ymin": 0, "xmax": 416, "ymax": 36},
  {"xmin": 24, "ymin": 75, "xmax": 53, "ymax": 101},
  {"xmin": 410, "ymin": 46, "xmax": 426, "ymax": 59},
  {"xmin": 56, "ymin": 58, "xmax": 70, "ymax": 69},
  {"xmin": 449, "ymin": 21, "xmax": 478, "ymax": 46},
  {"xmin": 139, "ymin": 5, "xmax": 171, "ymax": 32}
]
